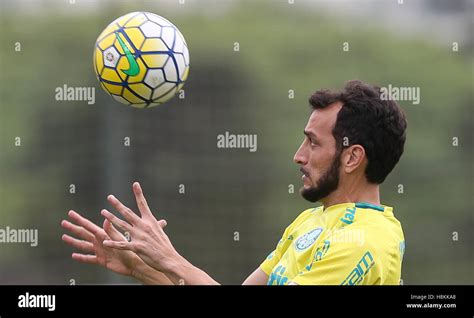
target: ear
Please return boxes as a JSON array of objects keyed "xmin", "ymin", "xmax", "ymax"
[{"xmin": 342, "ymin": 145, "xmax": 366, "ymax": 174}]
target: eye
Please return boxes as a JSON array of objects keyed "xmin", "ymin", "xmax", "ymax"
[{"xmin": 304, "ymin": 135, "xmax": 318, "ymax": 147}]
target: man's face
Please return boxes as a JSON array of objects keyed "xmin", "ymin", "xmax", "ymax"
[{"xmin": 293, "ymin": 102, "xmax": 343, "ymax": 203}]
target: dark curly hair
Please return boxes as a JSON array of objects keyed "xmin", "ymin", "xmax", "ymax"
[{"xmin": 309, "ymin": 80, "xmax": 407, "ymax": 184}]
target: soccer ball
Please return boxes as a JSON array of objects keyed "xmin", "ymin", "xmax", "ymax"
[{"xmin": 93, "ymin": 12, "xmax": 190, "ymax": 108}]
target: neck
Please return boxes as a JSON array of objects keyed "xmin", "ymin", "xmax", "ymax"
[{"xmin": 320, "ymin": 178, "xmax": 380, "ymax": 208}]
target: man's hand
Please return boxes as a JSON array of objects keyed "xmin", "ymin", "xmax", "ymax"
[
  {"xmin": 61, "ymin": 209, "xmax": 173, "ymax": 284},
  {"xmin": 100, "ymin": 182, "xmax": 179, "ymax": 273},
  {"xmin": 101, "ymin": 182, "xmax": 219, "ymax": 285}
]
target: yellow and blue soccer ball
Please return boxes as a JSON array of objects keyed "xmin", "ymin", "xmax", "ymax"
[{"xmin": 93, "ymin": 12, "xmax": 190, "ymax": 108}]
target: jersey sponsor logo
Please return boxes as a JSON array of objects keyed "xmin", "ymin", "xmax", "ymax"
[
  {"xmin": 295, "ymin": 228, "xmax": 323, "ymax": 251},
  {"xmin": 340, "ymin": 207, "xmax": 357, "ymax": 225},
  {"xmin": 341, "ymin": 251, "xmax": 375, "ymax": 285}
]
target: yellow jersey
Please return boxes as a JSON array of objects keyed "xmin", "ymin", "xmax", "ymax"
[{"xmin": 260, "ymin": 202, "xmax": 405, "ymax": 285}]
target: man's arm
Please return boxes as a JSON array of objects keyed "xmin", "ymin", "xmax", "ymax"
[
  {"xmin": 159, "ymin": 255, "xmax": 220, "ymax": 285},
  {"xmin": 242, "ymin": 267, "xmax": 268, "ymax": 285},
  {"xmin": 131, "ymin": 261, "xmax": 174, "ymax": 285},
  {"xmin": 100, "ymin": 182, "xmax": 273, "ymax": 285},
  {"xmin": 62, "ymin": 185, "xmax": 270, "ymax": 285},
  {"xmin": 100, "ymin": 182, "xmax": 221, "ymax": 285},
  {"xmin": 157, "ymin": 260, "xmax": 268, "ymax": 285},
  {"xmin": 140, "ymin": 259, "xmax": 268, "ymax": 285}
]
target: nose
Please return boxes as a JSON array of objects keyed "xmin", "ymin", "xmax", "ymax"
[{"xmin": 293, "ymin": 141, "xmax": 308, "ymax": 165}]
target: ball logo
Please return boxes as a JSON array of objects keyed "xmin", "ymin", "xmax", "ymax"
[
  {"xmin": 295, "ymin": 228, "xmax": 323, "ymax": 251},
  {"xmin": 114, "ymin": 32, "xmax": 140, "ymax": 76},
  {"xmin": 105, "ymin": 52, "xmax": 115, "ymax": 63}
]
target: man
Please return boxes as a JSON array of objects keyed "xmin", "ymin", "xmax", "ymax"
[{"xmin": 62, "ymin": 80, "xmax": 407, "ymax": 285}]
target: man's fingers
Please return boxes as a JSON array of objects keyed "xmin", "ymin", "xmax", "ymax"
[
  {"xmin": 68, "ymin": 210, "xmax": 102, "ymax": 235},
  {"xmin": 132, "ymin": 182, "xmax": 154, "ymax": 219},
  {"xmin": 71, "ymin": 253, "xmax": 98, "ymax": 265},
  {"xmin": 62, "ymin": 234, "xmax": 95, "ymax": 254},
  {"xmin": 107, "ymin": 195, "xmax": 141, "ymax": 225},
  {"xmin": 103, "ymin": 219, "xmax": 127, "ymax": 242},
  {"xmin": 61, "ymin": 220, "xmax": 94, "ymax": 242},
  {"xmin": 157, "ymin": 219, "xmax": 167, "ymax": 229},
  {"xmin": 103, "ymin": 240, "xmax": 133, "ymax": 251},
  {"xmin": 101, "ymin": 209, "xmax": 132, "ymax": 233}
]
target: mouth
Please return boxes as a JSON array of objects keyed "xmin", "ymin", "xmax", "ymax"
[
  {"xmin": 300, "ymin": 168, "xmax": 309, "ymax": 177},
  {"xmin": 300, "ymin": 168, "xmax": 311, "ymax": 185}
]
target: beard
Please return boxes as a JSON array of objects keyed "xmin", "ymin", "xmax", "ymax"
[{"xmin": 300, "ymin": 151, "xmax": 341, "ymax": 203}]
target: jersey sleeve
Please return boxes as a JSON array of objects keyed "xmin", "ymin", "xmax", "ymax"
[
  {"xmin": 260, "ymin": 208, "xmax": 316, "ymax": 276},
  {"xmin": 259, "ymin": 226, "xmax": 290, "ymax": 276},
  {"xmin": 291, "ymin": 237, "xmax": 381, "ymax": 285}
]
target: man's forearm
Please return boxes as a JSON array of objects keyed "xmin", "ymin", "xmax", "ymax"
[
  {"xmin": 132, "ymin": 262, "xmax": 174, "ymax": 285},
  {"xmin": 163, "ymin": 254, "xmax": 220, "ymax": 285}
]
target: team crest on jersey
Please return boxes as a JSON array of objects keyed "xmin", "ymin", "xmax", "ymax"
[{"xmin": 295, "ymin": 228, "xmax": 323, "ymax": 251}]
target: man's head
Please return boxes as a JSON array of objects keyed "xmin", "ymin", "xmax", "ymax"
[{"xmin": 294, "ymin": 80, "xmax": 407, "ymax": 203}]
